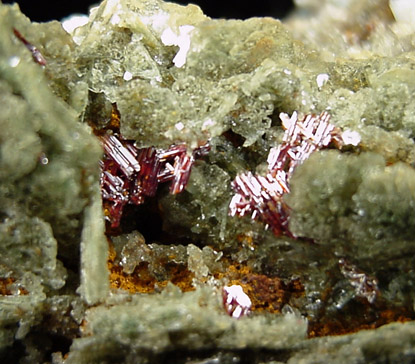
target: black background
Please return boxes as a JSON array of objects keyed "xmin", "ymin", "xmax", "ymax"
[{"xmin": 2, "ymin": 0, "xmax": 294, "ymax": 22}]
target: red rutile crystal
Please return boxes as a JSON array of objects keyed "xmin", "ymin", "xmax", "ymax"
[
  {"xmin": 229, "ymin": 171, "xmax": 291, "ymax": 237},
  {"xmin": 229, "ymin": 111, "xmax": 359, "ymax": 237},
  {"xmin": 136, "ymin": 147, "xmax": 160, "ymax": 197},
  {"xmin": 339, "ymin": 258, "xmax": 379, "ymax": 304},
  {"xmin": 100, "ymin": 134, "xmax": 210, "ymax": 228},
  {"xmin": 102, "ymin": 135, "xmax": 141, "ymax": 178},
  {"xmin": 169, "ymin": 152, "xmax": 194, "ymax": 194},
  {"xmin": 13, "ymin": 28, "xmax": 47, "ymax": 66}
]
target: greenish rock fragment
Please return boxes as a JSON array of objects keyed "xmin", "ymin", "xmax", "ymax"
[
  {"xmin": 187, "ymin": 244, "xmax": 224, "ymax": 283},
  {"xmin": 111, "ymin": 231, "xmax": 147, "ymax": 274},
  {"xmin": 285, "ymin": 150, "xmax": 415, "ymax": 322},
  {"xmin": 2, "ymin": 0, "xmax": 415, "ymax": 362},
  {"xmin": 287, "ymin": 321, "xmax": 415, "ymax": 364},
  {"xmin": 0, "ymin": 295, "xmax": 44, "ymax": 348},
  {"xmin": 0, "ymin": 0, "xmax": 106, "ymax": 356},
  {"xmin": 66, "ymin": 0, "xmax": 316, "ymax": 148},
  {"xmin": 286, "ymin": 150, "xmax": 383, "ymax": 242},
  {"xmin": 287, "ymin": 150, "xmax": 415, "ymax": 242},
  {"xmin": 353, "ymin": 161, "xmax": 415, "ymax": 238},
  {"xmin": 0, "ymin": 2, "xmax": 104, "ymax": 264},
  {"xmin": 64, "ymin": 286, "xmax": 307, "ymax": 364},
  {"xmin": 0, "ymin": 216, "xmax": 66, "ymax": 291},
  {"xmin": 287, "ymin": 0, "xmax": 396, "ymax": 58},
  {"xmin": 159, "ymin": 162, "xmax": 229, "ymax": 245},
  {"xmin": 79, "ymin": 187, "xmax": 109, "ymax": 305},
  {"xmin": 111, "ymin": 231, "xmax": 189, "ymax": 280}
]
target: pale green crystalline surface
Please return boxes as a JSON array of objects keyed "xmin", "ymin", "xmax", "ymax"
[
  {"xmin": 65, "ymin": 285, "xmax": 307, "ymax": 363},
  {"xmin": 287, "ymin": 321, "xmax": 415, "ymax": 364},
  {"xmin": 2, "ymin": 0, "xmax": 415, "ymax": 363},
  {"xmin": 70, "ymin": 0, "xmax": 312, "ymax": 148},
  {"xmin": 0, "ymin": 0, "xmax": 107, "ymax": 358},
  {"xmin": 287, "ymin": 149, "xmax": 415, "ymax": 246}
]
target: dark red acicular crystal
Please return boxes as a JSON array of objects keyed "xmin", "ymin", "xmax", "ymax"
[
  {"xmin": 229, "ymin": 111, "xmax": 360, "ymax": 237},
  {"xmin": 338, "ymin": 258, "xmax": 379, "ymax": 304},
  {"xmin": 13, "ymin": 28, "xmax": 47, "ymax": 66},
  {"xmin": 100, "ymin": 134, "xmax": 210, "ymax": 228}
]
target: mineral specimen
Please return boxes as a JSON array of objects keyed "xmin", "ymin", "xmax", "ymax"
[
  {"xmin": 222, "ymin": 284, "xmax": 252, "ymax": 318},
  {"xmin": 229, "ymin": 111, "xmax": 360, "ymax": 236},
  {"xmin": 100, "ymin": 133, "xmax": 210, "ymax": 228},
  {"xmin": 13, "ymin": 27, "xmax": 47, "ymax": 66},
  {"xmin": 338, "ymin": 258, "xmax": 379, "ymax": 304},
  {"xmin": 2, "ymin": 0, "xmax": 415, "ymax": 363}
]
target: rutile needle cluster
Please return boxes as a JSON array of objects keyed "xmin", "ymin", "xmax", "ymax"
[
  {"xmin": 100, "ymin": 134, "xmax": 210, "ymax": 228},
  {"xmin": 229, "ymin": 111, "xmax": 360, "ymax": 236}
]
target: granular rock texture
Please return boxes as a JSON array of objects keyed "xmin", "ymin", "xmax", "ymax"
[{"xmin": 1, "ymin": 0, "xmax": 415, "ymax": 363}]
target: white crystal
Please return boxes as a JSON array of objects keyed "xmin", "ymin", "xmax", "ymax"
[
  {"xmin": 8, "ymin": 56, "xmax": 20, "ymax": 68},
  {"xmin": 390, "ymin": 0, "xmax": 415, "ymax": 23},
  {"xmin": 61, "ymin": 15, "xmax": 89, "ymax": 34},
  {"xmin": 223, "ymin": 285, "xmax": 252, "ymax": 319},
  {"xmin": 140, "ymin": 11, "xmax": 170, "ymax": 33},
  {"xmin": 175, "ymin": 122, "xmax": 185, "ymax": 130},
  {"xmin": 161, "ymin": 25, "xmax": 195, "ymax": 68},
  {"xmin": 342, "ymin": 130, "xmax": 361, "ymax": 146},
  {"xmin": 123, "ymin": 71, "xmax": 133, "ymax": 81},
  {"xmin": 316, "ymin": 73, "xmax": 329, "ymax": 88}
]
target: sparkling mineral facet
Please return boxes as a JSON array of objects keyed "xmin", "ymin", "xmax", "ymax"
[
  {"xmin": 229, "ymin": 111, "xmax": 360, "ymax": 236},
  {"xmin": 100, "ymin": 134, "xmax": 210, "ymax": 228},
  {"xmin": 222, "ymin": 285, "xmax": 252, "ymax": 319},
  {"xmin": 339, "ymin": 258, "xmax": 379, "ymax": 304}
]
